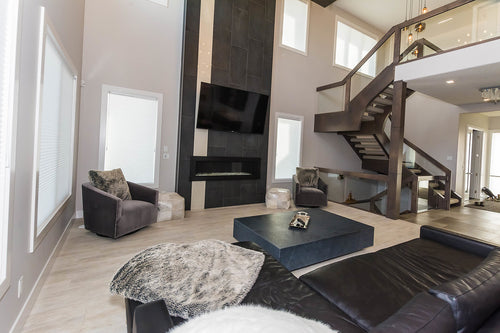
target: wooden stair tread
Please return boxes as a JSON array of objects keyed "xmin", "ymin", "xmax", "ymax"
[
  {"xmin": 366, "ymin": 105, "xmax": 384, "ymax": 114},
  {"xmin": 373, "ymin": 97, "xmax": 392, "ymax": 106},
  {"xmin": 361, "ymin": 115, "xmax": 375, "ymax": 121},
  {"xmin": 450, "ymin": 198, "xmax": 460, "ymax": 205},
  {"xmin": 363, "ymin": 155, "xmax": 388, "ymax": 160}
]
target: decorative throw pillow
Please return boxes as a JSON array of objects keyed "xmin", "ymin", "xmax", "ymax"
[
  {"xmin": 296, "ymin": 167, "xmax": 319, "ymax": 187},
  {"xmin": 88, "ymin": 168, "xmax": 132, "ymax": 200}
]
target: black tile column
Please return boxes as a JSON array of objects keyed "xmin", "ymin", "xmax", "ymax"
[
  {"xmin": 205, "ymin": 0, "xmax": 275, "ymax": 208},
  {"xmin": 176, "ymin": 0, "xmax": 201, "ymax": 210}
]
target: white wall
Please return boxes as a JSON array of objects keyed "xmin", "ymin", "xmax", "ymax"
[
  {"xmin": 0, "ymin": 0, "xmax": 85, "ymax": 331},
  {"xmin": 405, "ymin": 92, "xmax": 462, "ymax": 188},
  {"xmin": 77, "ymin": 0, "xmax": 184, "ymax": 212},
  {"xmin": 267, "ymin": 1, "xmax": 383, "ymax": 189}
]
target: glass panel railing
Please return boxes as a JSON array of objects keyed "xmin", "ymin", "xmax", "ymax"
[
  {"xmin": 320, "ymin": 171, "xmax": 388, "ymax": 215},
  {"xmin": 350, "ymin": 33, "xmax": 395, "ymax": 101},
  {"xmin": 403, "ymin": 143, "xmax": 446, "ymax": 177},
  {"xmin": 317, "ymin": 85, "xmax": 345, "ymax": 114},
  {"xmin": 399, "ymin": 0, "xmax": 500, "ymax": 63}
]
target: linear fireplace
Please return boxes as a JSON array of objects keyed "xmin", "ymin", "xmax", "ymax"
[{"xmin": 190, "ymin": 156, "xmax": 261, "ymax": 181}]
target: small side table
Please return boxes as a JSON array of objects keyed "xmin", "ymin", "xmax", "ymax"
[
  {"xmin": 158, "ymin": 192, "xmax": 185, "ymax": 221},
  {"xmin": 266, "ymin": 188, "xmax": 291, "ymax": 209}
]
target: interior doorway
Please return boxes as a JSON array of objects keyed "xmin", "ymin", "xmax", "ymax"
[{"xmin": 465, "ymin": 128, "xmax": 484, "ymax": 200}]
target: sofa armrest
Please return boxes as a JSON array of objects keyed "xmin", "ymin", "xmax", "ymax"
[
  {"xmin": 420, "ymin": 226, "xmax": 496, "ymax": 258},
  {"xmin": 132, "ymin": 300, "xmax": 174, "ymax": 333},
  {"xmin": 82, "ymin": 182, "xmax": 122, "ymax": 237},
  {"xmin": 293, "ymin": 175, "xmax": 300, "ymax": 200},
  {"xmin": 318, "ymin": 177, "xmax": 328, "ymax": 195},
  {"xmin": 370, "ymin": 292, "xmax": 455, "ymax": 333},
  {"xmin": 127, "ymin": 182, "xmax": 158, "ymax": 206}
]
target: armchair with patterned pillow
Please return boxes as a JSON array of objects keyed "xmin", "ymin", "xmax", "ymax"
[
  {"xmin": 82, "ymin": 168, "xmax": 158, "ymax": 239},
  {"xmin": 293, "ymin": 167, "xmax": 328, "ymax": 207}
]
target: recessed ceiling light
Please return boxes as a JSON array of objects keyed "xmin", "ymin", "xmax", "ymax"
[{"xmin": 446, "ymin": 80, "xmax": 455, "ymax": 84}]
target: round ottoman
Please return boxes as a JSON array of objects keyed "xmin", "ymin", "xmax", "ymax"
[{"xmin": 266, "ymin": 188, "xmax": 291, "ymax": 209}]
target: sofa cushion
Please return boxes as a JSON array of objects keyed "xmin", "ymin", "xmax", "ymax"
[
  {"xmin": 370, "ymin": 292, "xmax": 455, "ymax": 333},
  {"xmin": 88, "ymin": 168, "xmax": 132, "ymax": 200},
  {"xmin": 429, "ymin": 249, "xmax": 500, "ymax": 333},
  {"xmin": 117, "ymin": 200, "xmax": 157, "ymax": 237},
  {"xmin": 300, "ymin": 238, "xmax": 484, "ymax": 331},
  {"xmin": 296, "ymin": 167, "xmax": 319, "ymax": 187}
]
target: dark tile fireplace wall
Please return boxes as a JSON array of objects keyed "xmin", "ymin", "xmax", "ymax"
[{"xmin": 177, "ymin": 0, "xmax": 275, "ymax": 209}]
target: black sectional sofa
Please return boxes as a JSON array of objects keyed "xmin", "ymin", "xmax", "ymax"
[{"xmin": 126, "ymin": 226, "xmax": 500, "ymax": 333}]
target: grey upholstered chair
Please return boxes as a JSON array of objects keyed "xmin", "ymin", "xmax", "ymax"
[
  {"xmin": 293, "ymin": 175, "xmax": 328, "ymax": 207},
  {"xmin": 82, "ymin": 182, "xmax": 158, "ymax": 239}
]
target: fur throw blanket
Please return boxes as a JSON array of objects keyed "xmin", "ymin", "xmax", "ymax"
[
  {"xmin": 110, "ymin": 240, "xmax": 265, "ymax": 319},
  {"xmin": 170, "ymin": 305, "xmax": 339, "ymax": 333}
]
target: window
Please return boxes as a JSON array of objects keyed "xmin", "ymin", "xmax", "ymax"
[
  {"xmin": 0, "ymin": 0, "xmax": 18, "ymax": 295},
  {"xmin": 334, "ymin": 18, "xmax": 377, "ymax": 77},
  {"xmin": 273, "ymin": 113, "xmax": 303, "ymax": 181},
  {"xmin": 281, "ymin": 0, "xmax": 310, "ymax": 54},
  {"xmin": 31, "ymin": 10, "xmax": 77, "ymax": 250},
  {"xmin": 100, "ymin": 85, "xmax": 163, "ymax": 187},
  {"xmin": 489, "ymin": 132, "xmax": 500, "ymax": 194}
]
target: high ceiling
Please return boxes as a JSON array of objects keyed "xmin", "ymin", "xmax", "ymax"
[{"xmin": 333, "ymin": 0, "xmax": 457, "ymax": 32}]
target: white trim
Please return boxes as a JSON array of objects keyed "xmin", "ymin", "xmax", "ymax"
[
  {"xmin": 0, "ymin": 0, "xmax": 20, "ymax": 298},
  {"xmin": 99, "ymin": 84, "xmax": 164, "ymax": 188},
  {"xmin": 30, "ymin": 9, "xmax": 78, "ymax": 252},
  {"xmin": 279, "ymin": 0, "xmax": 310, "ymax": 56},
  {"xmin": 75, "ymin": 210, "xmax": 83, "ymax": 219},
  {"xmin": 333, "ymin": 15, "xmax": 379, "ymax": 77},
  {"xmin": 272, "ymin": 112, "xmax": 304, "ymax": 183}
]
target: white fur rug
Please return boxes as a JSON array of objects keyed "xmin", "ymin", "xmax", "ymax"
[
  {"xmin": 110, "ymin": 240, "xmax": 264, "ymax": 319},
  {"xmin": 170, "ymin": 305, "xmax": 339, "ymax": 333}
]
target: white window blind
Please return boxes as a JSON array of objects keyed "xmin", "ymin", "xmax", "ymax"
[
  {"xmin": 274, "ymin": 115, "xmax": 303, "ymax": 181},
  {"xmin": 103, "ymin": 88, "xmax": 162, "ymax": 186},
  {"xmin": 33, "ymin": 24, "xmax": 77, "ymax": 236},
  {"xmin": 0, "ymin": 0, "xmax": 18, "ymax": 295},
  {"xmin": 335, "ymin": 20, "xmax": 377, "ymax": 76},
  {"xmin": 281, "ymin": 0, "xmax": 309, "ymax": 54}
]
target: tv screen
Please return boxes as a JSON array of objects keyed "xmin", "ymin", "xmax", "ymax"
[{"xmin": 196, "ymin": 82, "xmax": 269, "ymax": 134}]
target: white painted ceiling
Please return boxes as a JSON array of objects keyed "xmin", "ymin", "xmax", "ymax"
[
  {"xmin": 333, "ymin": 0, "xmax": 457, "ymax": 32},
  {"xmin": 404, "ymin": 63, "xmax": 500, "ymax": 106}
]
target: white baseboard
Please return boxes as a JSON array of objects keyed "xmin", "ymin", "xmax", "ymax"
[
  {"xmin": 75, "ymin": 210, "xmax": 83, "ymax": 219},
  {"xmin": 9, "ymin": 218, "xmax": 73, "ymax": 333}
]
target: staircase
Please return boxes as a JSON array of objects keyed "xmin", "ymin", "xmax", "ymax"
[{"xmin": 312, "ymin": 3, "xmax": 472, "ymax": 218}]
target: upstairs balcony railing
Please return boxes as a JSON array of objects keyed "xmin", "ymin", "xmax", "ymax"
[{"xmin": 317, "ymin": 0, "xmax": 500, "ymax": 115}]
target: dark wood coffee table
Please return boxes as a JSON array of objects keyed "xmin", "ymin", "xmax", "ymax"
[{"xmin": 233, "ymin": 208, "xmax": 374, "ymax": 270}]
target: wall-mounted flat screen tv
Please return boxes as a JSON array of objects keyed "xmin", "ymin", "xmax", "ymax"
[{"xmin": 196, "ymin": 82, "xmax": 269, "ymax": 134}]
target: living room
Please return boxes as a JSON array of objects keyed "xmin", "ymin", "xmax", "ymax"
[{"xmin": 1, "ymin": 0, "xmax": 500, "ymax": 332}]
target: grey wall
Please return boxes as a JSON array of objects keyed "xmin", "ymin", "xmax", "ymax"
[
  {"xmin": 77, "ymin": 0, "xmax": 184, "ymax": 213},
  {"xmin": 267, "ymin": 2, "xmax": 380, "ymax": 191},
  {"xmin": 0, "ymin": 0, "xmax": 85, "ymax": 331}
]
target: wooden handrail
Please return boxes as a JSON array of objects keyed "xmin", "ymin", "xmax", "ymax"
[
  {"xmin": 316, "ymin": 0, "xmax": 475, "ymax": 93},
  {"xmin": 316, "ymin": 167, "xmax": 388, "ymax": 182},
  {"xmin": 403, "ymin": 138, "xmax": 451, "ymax": 178}
]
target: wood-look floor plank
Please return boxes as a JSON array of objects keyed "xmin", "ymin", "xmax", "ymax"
[{"xmin": 23, "ymin": 201, "xmax": 499, "ymax": 332}]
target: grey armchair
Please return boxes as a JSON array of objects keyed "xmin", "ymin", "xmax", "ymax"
[
  {"xmin": 293, "ymin": 175, "xmax": 328, "ymax": 207},
  {"xmin": 82, "ymin": 181, "xmax": 158, "ymax": 239}
]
